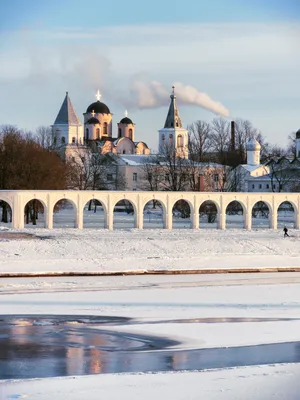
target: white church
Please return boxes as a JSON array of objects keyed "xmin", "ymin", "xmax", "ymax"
[
  {"xmin": 233, "ymin": 135, "xmax": 300, "ymax": 193},
  {"xmin": 51, "ymin": 87, "xmax": 189, "ymax": 158},
  {"xmin": 51, "ymin": 87, "xmax": 191, "ymax": 190}
]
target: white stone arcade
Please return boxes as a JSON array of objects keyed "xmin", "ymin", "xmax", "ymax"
[{"xmin": 1, "ymin": 190, "xmax": 300, "ymax": 230}]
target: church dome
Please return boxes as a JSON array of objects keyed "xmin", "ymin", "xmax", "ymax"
[
  {"xmin": 247, "ymin": 138, "xmax": 261, "ymax": 151},
  {"xmin": 120, "ymin": 116, "xmax": 133, "ymax": 124},
  {"xmin": 86, "ymin": 101, "xmax": 110, "ymax": 114},
  {"xmin": 296, "ymin": 129, "xmax": 300, "ymax": 139},
  {"xmin": 86, "ymin": 117, "xmax": 100, "ymax": 124}
]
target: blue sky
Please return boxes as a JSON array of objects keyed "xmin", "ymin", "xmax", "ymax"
[
  {"xmin": 0, "ymin": 0, "xmax": 299, "ymax": 150},
  {"xmin": 1, "ymin": 0, "xmax": 300, "ymax": 27}
]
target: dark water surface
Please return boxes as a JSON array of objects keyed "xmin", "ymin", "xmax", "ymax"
[{"xmin": 1, "ymin": 315, "xmax": 300, "ymax": 380}]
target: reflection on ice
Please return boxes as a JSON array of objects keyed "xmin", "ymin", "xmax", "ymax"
[{"xmin": 1, "ymin": 315, "xmax": 300, "ymax": 380}]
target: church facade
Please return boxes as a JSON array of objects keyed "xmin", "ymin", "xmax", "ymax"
[
  {"xmin": 158, "ymin": 86, "xmax": 189, "ymax": 159},
  {"xmin": 231, "ymin": 137, "xmax": 300, "ymax": 193},
  {"xmin": 51, "ymin": 90, "xmax": 150, "ymax": 155},
  {"xmin": 50, "ymin": 87, "xmax": 202, "ymax": 191}
]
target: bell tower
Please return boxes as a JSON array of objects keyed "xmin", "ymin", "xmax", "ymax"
[
  {"xmin": 158, "ymin": 86, "xmax": 188, "ymax": 158},
  {"xmin": 51, "ymin": 92, "xmax": 83, "ymax": 146}
]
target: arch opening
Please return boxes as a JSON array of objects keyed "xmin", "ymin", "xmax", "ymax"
[
  {"xmin": 83, "ymin": 199, "xmax": 106, "ymax": 229},
  {"xmin": 53, "ymin": 199, "xmax": 76, "ymax": 228},
  {"xmin": 225, "ymin": 201, "xmax": 244, "ymax": 229},
  {"xmin": 251, "ymin": 201, "xmax": 270, "ymax": 229},
  {"xmin": 277, "ymin": 201, "xmax": 295, "ymax": 229},
  {"xmin": 172, "ymin": 200, "xmax": 192, "ymax": 229},
  {"xmin": 24, "ymin": 199, "xmax": 45, "ymax": 228},
  {"xmin": 0, "ymin": 200, "xmax": 12, "ymax": 227},
  {"xmin": 199, "ymin": 201, "xmax": 218, "ymax": 229},
  {"xmin": 143, "ymin": 200, "xmax": 164, "ymax": 229},
  {"xmin": 113, "ymin": 200, "xmax": 136, "ymax": 229}
]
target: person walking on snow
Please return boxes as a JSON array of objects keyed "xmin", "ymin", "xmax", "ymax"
[{"xmin": 283, "ymin": 226, "xmax": 289, "ymax": 238}]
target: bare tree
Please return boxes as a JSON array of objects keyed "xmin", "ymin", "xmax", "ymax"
[
  {"xmin": 266, "ymin": 157, "xmax": 300, "ymax": 192},
  {"xmin": 140, "ymin": 156, "xmax": 162, "ymax": 191},
  {"xmin": 287, "ymin": 132, "xmax": 296, "ymax": 157},
  {"xmin": 157, "ymin": 144, "xmax": 193, "ymax": 191},
  {"xmin": 210, "ymin": 117, "xmax": 230, "ymax": 161},
  {"xmin": 234, "ymin": 119, "xmax": 261, "ymax": 161},
  {"xmin": 68, "ymin": 147, "xmax": 109, "ymax": 190},
  {"xmin": 188, "ymin": 121, "xmax": 212, "ymax": 162},
  {"xmin": 67, "ymin": 147, "xmax": 126, "ymax": 191},
  {"xmin": 35, "ymin": 126, "xmax": 54, "ymax": 149}
]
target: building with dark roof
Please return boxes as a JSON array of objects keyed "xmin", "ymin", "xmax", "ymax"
[
  {"xmin": 52, "ymin": 90, "xmax": 150, "ymax": 155},
  {"xmin": 158, "ymin": 86, "xmax": 189, "ymax": 159}
]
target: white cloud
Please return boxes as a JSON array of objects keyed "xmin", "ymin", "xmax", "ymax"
[{"xmin": 0, "ymin": 22, "xmax": 299, "ymax": 148}]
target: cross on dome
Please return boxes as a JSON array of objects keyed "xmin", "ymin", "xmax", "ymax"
[
  {"xmin": 124, "ymin": 110, "xmax": 128, "ymax": 117},
  {"xmin": 171, "ymin": 85, "xmax": 176, "ymax": 99},
  {"xmin": 91, "ymin": 110, "xmax": 95, "ymax": 117},
  {"xmin": 95, "ymin": 90, "xmax": 102, "ymax": 101}
]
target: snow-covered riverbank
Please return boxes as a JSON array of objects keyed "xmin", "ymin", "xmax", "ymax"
[{"xmin": 0, "ymin": 228, "xmax": 300, "ymax": 274}]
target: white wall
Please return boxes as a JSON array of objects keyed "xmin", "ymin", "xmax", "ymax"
[{"xmin": 1, "ymin": 190, "xmax": 299, "ymax": 231}]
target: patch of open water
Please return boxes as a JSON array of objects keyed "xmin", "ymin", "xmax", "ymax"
[{"xmin": 1, "ymin": 315, "xmax": 300, "ymax": 380}]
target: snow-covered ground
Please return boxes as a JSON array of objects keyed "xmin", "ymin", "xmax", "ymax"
[
  {"xmin": 2, "ymin": 364, "xmax": 300, "ymax": 400},
  {"xmin": 1, "ymin": 224, "xmax": 300, "ymax": 399},
  {"xmin": 0, "ymin": 226, "xmax": 300, "ymax": 274}
]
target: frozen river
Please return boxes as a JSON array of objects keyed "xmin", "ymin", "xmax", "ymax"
[
  {"xmin": 1, "ymin": 273, "xmax": 300, "ymax": 399},
  {"xmin": 1, "ymin": 273, "xmax": 300, "ymax": 379},
  {"xmin": 1, "ymin": 313, "xmax": 300, "ymax": 380}
]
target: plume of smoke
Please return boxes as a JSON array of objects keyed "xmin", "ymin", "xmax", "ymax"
[
  {"xmin": 128, "ymin": 79, "xmax": 229, "ymax": 117},
  {"xmin": 173, "ymin": 82, "xmax": 229, "ymax": 117}
]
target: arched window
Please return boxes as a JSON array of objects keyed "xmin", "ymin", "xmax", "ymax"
[
  {"xmin": 96, "ymin": 128, "xmax": 100, "ymax": 139},
  {"xmin": 118, "ymin": 128, "xmax": 122, "ymax": 138},
  {"xmin": 61, "ymin": 137, "xmax": 66, "ymax": 144},
  {"xmin": 129, "ymin": 128, "xmax": 133, "ymax": 140},
  {"xmin": 85, "ymin": 128, "xmax": 89, "ymax": 141},
  {"xmin": 162, "ymin": 134, "xmax": 165, "ymax": 141},
  {"xmin": 53, "ymin": 137, "xmax": 57, "ymax": 145},
  {"xmin": 72, "ymin": 137, "xmax": 76, "ymax": 144},
  {"xmin": 177, "ymin": 134, "xmax": 183, "ymax": 148},
  {"xmin": 123, "ymin": 150, "xmax": 126, "ymax": 154},
  {"xmin": 103, "ymin": 122, "xmax": 108, "ymax": 135}
]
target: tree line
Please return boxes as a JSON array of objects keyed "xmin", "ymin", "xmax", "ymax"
[{"xmin": 187, "ymin": 117, "xmax": 296, "ymax": 166}]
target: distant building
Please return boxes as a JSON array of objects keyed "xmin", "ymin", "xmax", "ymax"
[
  {"xmin": 231, "ymin": 136, "xmax": 300, "ymax": 192},
  {"xmin": 52, "ymin": 90, "xmax": 150, "ymax": 156},
  {"xmin": 51, "ymin": 88, "xmax": 300, "ymax": 193},
  {"xmin": 158, "ymin": 86, "xmax": 189, "ymax": 159}
]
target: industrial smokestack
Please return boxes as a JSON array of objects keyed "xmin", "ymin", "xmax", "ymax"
[
  {"xmin": 231, "ymin": 121, "xmax": 235, "ymax": 151},
  {"xmin": 198, "ymin": 175, "xmax": 205, "ymax": 191}
]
